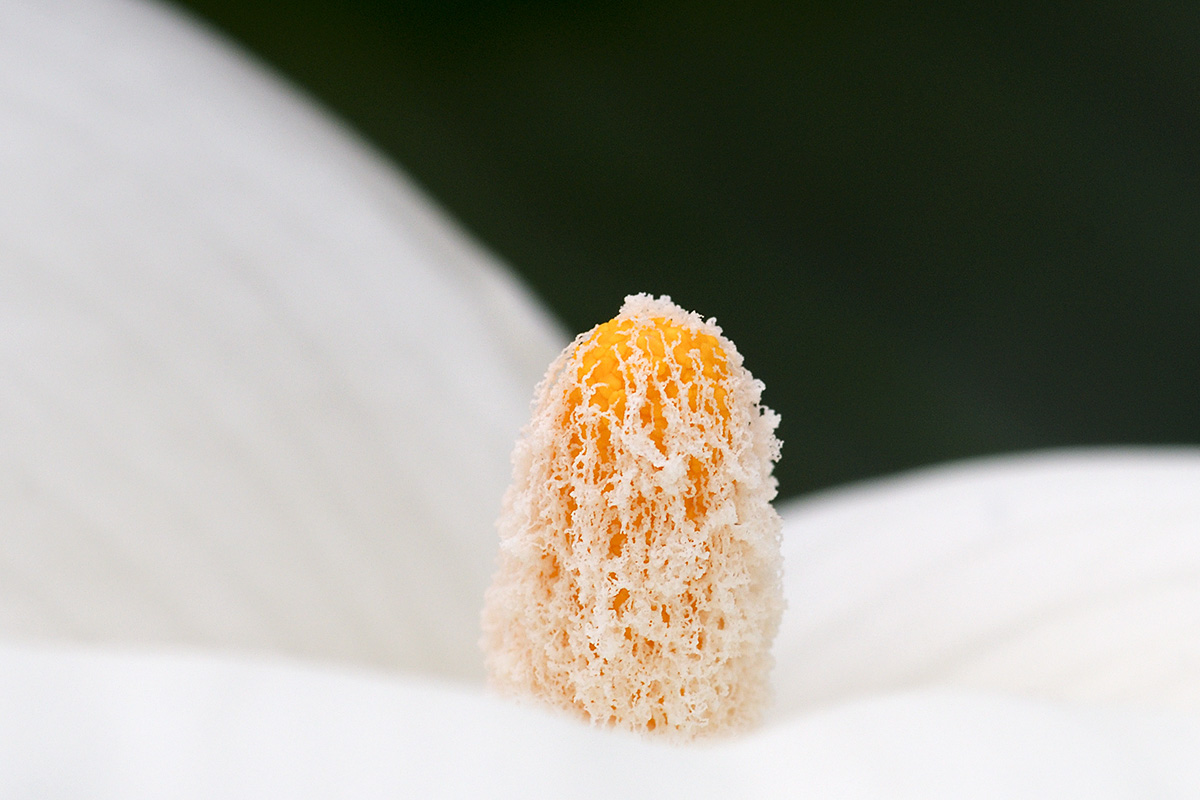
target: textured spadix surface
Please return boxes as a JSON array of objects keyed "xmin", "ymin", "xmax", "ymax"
[{"xmin": 483, "ymin": 295, "xmax": 783, "ymax": 737}]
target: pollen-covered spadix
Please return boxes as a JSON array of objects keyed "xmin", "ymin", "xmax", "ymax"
[{"xmin": 482, "ymin": 294, "xmax": 783, "ymax": 738}]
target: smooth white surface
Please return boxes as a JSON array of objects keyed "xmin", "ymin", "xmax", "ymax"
[
  {"xmin": 3, "ymin": 584, "xmax": 1199, "ymax": 799},
  {"xmin": 0, "ymin": 0, "xmax": 563, "ymax": 680},
  {"xmin": 3, "ymin": 451, "xmax": 1198, "ymax": 798},
  {"xmin": 775, "ymin": 449, "xmax": 1200, "ymax": 714},
  {"xmin": 2, "ymin": 0, "xmax": 1199, "ymax": 796}
]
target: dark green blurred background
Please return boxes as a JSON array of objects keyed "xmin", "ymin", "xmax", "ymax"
[{"xmin": 172, "ymin": 0, "xmax": 1200, "ymax": 500}]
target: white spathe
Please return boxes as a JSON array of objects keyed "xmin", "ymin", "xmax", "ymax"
[
  {"xmin": 1, "ymin": 0, "xmax": 1198, "ymax": 796},
  {"xmin": 0, "ymin": 0, "xmax": 564, "ymax": 680},
  {"xmin": 3, "ymin": 640, "xmax": 1198, "ymax": 799},
  {"xmin": 775, "ymin": 449, "xmax": 1200, "ymax": 714}
]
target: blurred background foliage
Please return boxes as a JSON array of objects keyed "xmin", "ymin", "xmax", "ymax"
[{"xmin": 172, "ymin": 0, "xmax": 1200, "ymax": 499}]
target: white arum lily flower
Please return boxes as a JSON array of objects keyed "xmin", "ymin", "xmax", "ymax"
[{"xmin": 1, "ymin": 0, "xmax": 1198, "ymax": 797}]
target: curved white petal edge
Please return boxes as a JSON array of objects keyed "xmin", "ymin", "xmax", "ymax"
[
  {"xmin": 0, "ymin": 0, "xmax": 564, "ymax": 680},
  {"xmin": 774, "ymin": 448, "xmax": 1200, "ymax": 714}
]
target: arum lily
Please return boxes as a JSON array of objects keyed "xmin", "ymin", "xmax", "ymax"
[{"xmin": 1, "ymin": 0, "xmax": 1199, "ymax": 796}]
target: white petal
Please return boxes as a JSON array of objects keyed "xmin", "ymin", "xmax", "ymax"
[
  {"xmin": 3, "ymin": 624, "xmax": 1198, "ymax": 797},
  {"xmin": 0, "ymin": 0, "xmax": 564, "ymax": 679},
  {"xmin": 775, "ymin": 448, "xmax": 1200, "ymax": 712},
  {"xmin": 7, "ymin": 450, "xmax": 1197, "ymax": 798}
]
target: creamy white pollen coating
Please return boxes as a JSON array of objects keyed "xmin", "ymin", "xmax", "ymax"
[{"xmin": 482, "ymin": 294, "xmax": 783, "ymax": 738}]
